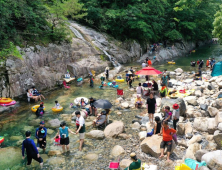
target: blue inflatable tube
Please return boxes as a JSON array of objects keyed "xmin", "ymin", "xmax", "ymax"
[
  {"xmin": 77, "ymin": 78, "xmax": 83, "ymax": 82},
  {"xmin": 107, "ymin": 82, "xmax": 118, "ymax": 88}
]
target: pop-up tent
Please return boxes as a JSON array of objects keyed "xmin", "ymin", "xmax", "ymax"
[{"xmin": 211, "ymin": 61, "xmax": 222, "ymax": 77}]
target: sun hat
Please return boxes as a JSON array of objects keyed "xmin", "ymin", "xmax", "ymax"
[
  {"xmin": 130, "ymin": 152, "xmax": 136, "ymax": 157},
  {"xmin": 173, "ymin": 103, "xmax": 179, "ymax": 109}
]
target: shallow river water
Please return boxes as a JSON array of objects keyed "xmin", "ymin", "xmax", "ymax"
[{"xmin": 0, "ymin": 44, "xmax": 221, "ymax": 170}]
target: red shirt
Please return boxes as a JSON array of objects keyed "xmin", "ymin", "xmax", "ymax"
[{"xmin": 162, "ymin": 127, "xmax": 176, "ymax": 141}]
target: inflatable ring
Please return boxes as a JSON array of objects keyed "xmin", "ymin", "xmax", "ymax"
[
  {"xmin": 77, "ymin": 78, "xmax": 83, "ymax": 82},
  {"xmin": 31, "ymin": 105, "xmax": 46, "ymax": 112},
  {"xmin": 0, "ymin": 136, "xmax": 4, "ymax": 144},
  {"xmin": 74, "ymin": 97, "xmax": 88, "ymax": 105},
  {"xmin": 107, "ymin": 82, "xmax": 119, "ymax": 88},
  {"xmin": 115, "ymin": 79, "xmax": 124, "ymax": 82},
  {"xmin": 167, "ymin": 62, "xmax": 176, "ymax": 64},
  {"xmin": 52, "ymin": 107, "xmax": 63, "ymax": 112},
  {"xmin": 0, "ymin": 98, "xmax": 13, "ymax": 104},
  {"xmin": 0, "ymin": 100, "xmax": 16, "ymax": 106}
]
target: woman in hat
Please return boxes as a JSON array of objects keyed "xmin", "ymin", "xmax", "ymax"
[
  {"xmin": 124, "ymin": 153, "xmax": 141, "ymax": 170},
  {"xmin": 172, "ymin": 103, "xmax": 180, "ymax": 130}
]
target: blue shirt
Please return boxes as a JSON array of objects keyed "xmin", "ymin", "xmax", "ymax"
[
  {"xmin": 59, "ymin": 127, "xmax": 69, "ymax": 138},
  {"xmin": 210, "ymin": 60, "xmax": 215, "ymax": 65},
  {"xmin": 162, "ymin": 76, "xmax": 168, "ymax": 85},
  {"xmin": 32, "ymin": 89, "xmax": 39, "ymax": 95},
  {"xmin": 35, "ymin": 127, "xmax": 47, "ymax": 139},
  {"xmin": 22, "ymin": 138, "xmax": 39, "ymax": 156}
]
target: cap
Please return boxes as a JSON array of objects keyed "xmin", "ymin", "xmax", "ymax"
[
  {"xmin": 40, "ymin": 121, "xmax": 45, "ymax": 124},
  {"xmin": 130, "ymin": 152, "xmax": 136, "ymax": 157},
  {"xmin": 173, "ymin": 103, "xmax": 179, "ymax": 109}
]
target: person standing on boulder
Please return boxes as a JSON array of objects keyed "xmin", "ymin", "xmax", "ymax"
[
  {"xmin": 22, "ymin": 131, "xmax": 43, "ymax": 168},
  {"xmin": 35, "ymin": 121, "xmax": 47, "ymax": 153},
  {"xmin": 54, "ymin": 121, "xmax": 75, "ymax": 153},
  {"xmin": 75, "ymin": 111, "xmax": 85, "ymax": 151},
  {"xmin": 172, "ymin": 104, "xmax": 180, "ymax": 130},
  {"xmin": 159, "ymin": 121, "xmax": 176, "ymax": 162}
]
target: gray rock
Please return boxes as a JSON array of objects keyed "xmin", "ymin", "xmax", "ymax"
[
  {"xmin": 47, "ymin": 119, "xmax": 61, "ymax": 129},
  {"xmin": 200, "ymin": 104, "xmax": 208, "ymax": 111},
  {"xmin": 184, "ymin": 96, "xmax": 198, "ymax": 106},
  {"xmin": 202, "ymin": 150, "xmax": 222, "ymax": 169},
  {"xmin": 208, "ymin": 106, "xmax": 219, "ymax": 117},
  {"xmin": 195, "ymin": 150, "xmax": 208, "ymax": 162},
  {"xmin": 213, "ymin": 132, "xmax": 222, "ymax": 148},
  {"xmin": 161, "ymin": 98, "xmax": 186, "ymax": 116}
]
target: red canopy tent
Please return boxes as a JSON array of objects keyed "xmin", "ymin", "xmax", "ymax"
[{"xmin": 135, "ymin": 67, "xmax": 162, "ymax": 75}]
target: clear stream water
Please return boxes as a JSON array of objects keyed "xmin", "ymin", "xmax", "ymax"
[{"xmin": 0, "ymin": 44, "xmax": 221, "ymax": 170}]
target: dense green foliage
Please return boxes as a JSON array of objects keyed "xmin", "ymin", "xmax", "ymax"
[
  {"xmin": 213, "ymin": 4, "xmax": 222, "ymax": 40},
  {"xmin": 0, "ymin": 0, "xmax": 86, "ymax": 52},
  {"xmin": 79, "ymin": 0, "xmax": 220, "ymax": 43}
]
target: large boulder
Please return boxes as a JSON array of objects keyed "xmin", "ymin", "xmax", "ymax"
[
  {"xmin": 193, "ymin": 118, "xmax": 208, "ymax": 132},
  {"xmin": 185, "ymin": 143, "xmax": 201, "ymax": 160},
  {"xmin": 175, "ymin": 68, "xmax": 183, "ymax": 73},
  {"xmin": 188, "ymin": 135, "xmax": 202, "ymax": 145},
  {"xmin": 0, "ymin": 147, "xmax": 22, "ymax": 169},
  {"xmin": 83, "ymin": 153, "xmax": 99, "ymax": 161},
  {"xmin": 195, "ymin": 150, "xmax": 208, "ymax": 162},
  {"xmin": 111, "ymin": 145, "xmax": 125, "ymax": 157},
  {"xmin": 104, "ymin": 121, "xmax": 124, "ymax": 138},
  {"xmin": 201, "ymin": 150, "xmax": 222, "ymax": 169},
  {"xmin": 141, "ymin": 135, "xmax": 176, "ymax": 158},
  {"xmin": 207, "ymin": 106, "xmax": 219, "ymax": 117},
  {"xmin": 85, "ymin": 130, "xmax": 105, "ymax": 139},
  {"xmin": 184, "ymin": 96, "xmax": 198, "ymax": 106},
  {"xmin": 46, "ymin": 119, "xmax": 61, "ymax": 129},
  {"xmin": 161, "ymin": 98, "xmax": 186, "ymax": 116},
  {"xmin": 207, "ymin": 118, "xmax": 218, "ymax": 134},
  {"xmin": 177, "ymin": 123, "xmax": 185, "ymax": 135}
]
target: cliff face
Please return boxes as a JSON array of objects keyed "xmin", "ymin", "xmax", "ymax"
[{"xmin": 1, "ymin": 23, "xmax": 142, "ymax": 98}]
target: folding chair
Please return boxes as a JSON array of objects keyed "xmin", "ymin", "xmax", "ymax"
[
  {"xmin": 109, "ymin": 157, "xmax": 120, "ymax": 170},
  {"xmin": 63, "ymin": 81, "xmax": 70, "ymax": 89},
  {"xmin": 117, "ymin": 89, "xmax": 124, "ymax": 98}
]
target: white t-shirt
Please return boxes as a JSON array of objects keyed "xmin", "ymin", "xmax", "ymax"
[
  {"xmin": 136, "ymin": 86, "xmax": 143, "ymax": 94},
  {"xmin": 172, "ymin": 109, "xmax": 180, "ymax": 120},
  {"xmin": 76, "ymin": 116, "xmax": 85, "ymax": 126},
  {"xmin": 55, "ymin": 103, "xmax": 60, "ymax": 109},
  {"xmin": 142, "ymin": 63, "xmax": 147, "ymax": 68}
]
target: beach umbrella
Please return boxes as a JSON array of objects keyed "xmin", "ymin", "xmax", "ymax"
[
  {"xmin": 93, "ymin": 99, "xmax": 113, "ymax": 109},
  {"xmin": 135, "ymin": 67, "xmax": 162, "ymax": 75}
]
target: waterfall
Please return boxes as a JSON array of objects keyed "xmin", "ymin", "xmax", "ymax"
[{"xmin": 69, "ymin": 24, "xmax": 121, "ymax": 69}]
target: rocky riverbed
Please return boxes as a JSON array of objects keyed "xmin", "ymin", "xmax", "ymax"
[{"xmin": 1, "ymin": 67, "xmax": 222, "ymax": 170}]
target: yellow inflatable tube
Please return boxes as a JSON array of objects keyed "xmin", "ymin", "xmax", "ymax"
[
  {"xmin": 167, "ymin": 61, "xmax": 176, "ymax": 64},
  {"xmin": 175, "ymin": 163, "xmax": 191, "ymax": 170},
  {"xmin": 0, "ymin": 98, "xmax": 12, "ymax": 104},
  {"xmin": 31, "ymin": 105, "xmax": 45, "ymax": 112},
  {"xmin": 115, "ymin": 79, "xmax": 124, "ymax": 82},
  {"xmin": 52, "ymin": 107, "xmax": 63, "ymax": 112}
]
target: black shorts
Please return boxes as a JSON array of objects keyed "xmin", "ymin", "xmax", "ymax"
[
  {"xmin": 60, "ymin": 137, "xmax": 69, "ymax": 145},
  {"xmin": 27, "ymin": 155, "xmax": 43, "ymax": 165},
  {"xmin": 160, "ymin": 140, "xmax": 172, "ymax": 152},
  {"xmin": 37, "ymin": 140, "xmax": 46, "ymax": 149}
]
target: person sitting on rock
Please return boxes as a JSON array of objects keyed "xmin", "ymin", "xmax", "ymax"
[
  {"xmin": 159, "ymin": 121, "xmax": 176, "ymax": 162},
  {"xmin": 27, "ymin": 89, "xmax": 39, "ymax": 102},
  {"xmin": 89, "ymin": 97, "xmax": 97, "ymax": 116},
  {"xmin": 124, "ymin": 152, "xmax": 141, "ymax": 170},
  {"xmin": 194, "ymin": 68, "xmax": 202, "ymax": 79},
  {"xmin": 93, "ymin": 111, "xmax": 107, "ymax": 127},
  {"xmin": 154, "ymin": 116, "xmax": 162, "ymax": 134},
  {"xmin": 135, "ymin": 95, "xmax": 142, "ymax": 108},
  {"xmin": 32, "ymin": 86, "xmax": 45, "ymax": 101},
  {"xmin": 162, "ymin": 106, "xmax": 172, "ymax": 122}
]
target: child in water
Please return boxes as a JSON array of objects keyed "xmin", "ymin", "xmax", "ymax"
[
  {"xmin": 54, "ymin": 135, "xmax": 60, "ymax": 145},
  {"xmin": 53, "ymin": 101, "xmax": 60, "ymax": 109}
]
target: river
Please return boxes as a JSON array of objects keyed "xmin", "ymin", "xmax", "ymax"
[{"xmin": 0, "ymin": 44, "xmax": 221, "ymax": 169}]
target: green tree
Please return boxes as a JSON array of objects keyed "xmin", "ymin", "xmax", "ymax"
[{"xmin": 213, "ymin": 5, "xmax": 222, "ymax": 40}]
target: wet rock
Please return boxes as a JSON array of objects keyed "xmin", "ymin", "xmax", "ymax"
[
  {"xmin": 208, "ymin": 106, "xmax": 219, "ymax": 117},
  {"xmin": 28, "ymin": 119, "xmax": 41, "ymax": 127},
  {"xmin": 188, "ymin": 135, "xmax": 202, "ymax": 145},
  {"xmin": 9, "ymin": 136, "xmax": 23, "ymax": 141},
  {"xmin": 84, "ymin": 153, "xmax": 99, "ymax": 161},
  {"xmin": 47, "ymin": 119, "xmax": 61, "ymax": 129},
  {"xmin": 104, "ymin": 121, "xmax": 124, "ymax": 138},
  {"xmin": 207, "ymin": 118, "xmax": 218, "ymax": 134},
  {"xmin": 184, "ymin": 96, "xmax": 198, "ymax": 106},
  {"xmin": 139, "ymin": 131, "xmax": 147, "ymax": 141},
  {"xmin": 161, "ymin": 98, "xmax": 186, "ymax": 116},
  {"xmin": 48, "ymin": 150, "xmax": 62, "ymax": 156},
  {"xmin": 201, "ymin": 150, "xmax": 222, "ymax": 169},
  {"xmin": 121, "ymin": 102, "xmax": 129, "ymax": 109},
  {"xmin": 131, "ymin": 122, "xmax": 141, "ymax": 130},
  {"xmin": 141, "ymin": 135, "xmax": 176, "ymax": 158},
  {"xmin": 195, "ymin": 150, "xmax": 208, "ymax": 162},
  {"xmin": 120, "ymin": 159, "xmax": 133, "ymax": 169},
  {"xmin": 0, "ymin": 147, "xmax": 22, "ymax": 169},
  {"xmin": 193, "ymin": 117, "xmax": 208, "ymax": 132},
  {"xmin": 85, "ymin": 130, "xmax": 105, "ymax": 140},
  {"xmin": 118, "ymin": 133, "xmax": 132, "ymax": 140},
  {"xmin": 48, "ymin": 157, "xmax": 65, "ymax": 165},
  {"xmin": 111, "ymin": 145, "xmax": 125, "ymax": 157},
  {"xmin": 22, "ymin": 125, "xmax": 34, "ymax": 133},
  {"xmin": 185, "ymin": 143, "xmax": 201, "ymax": 160}
]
